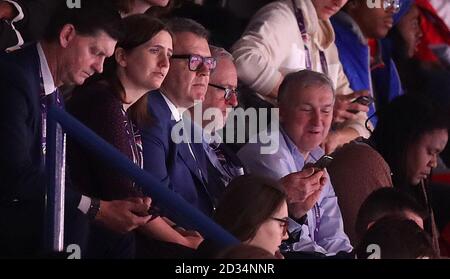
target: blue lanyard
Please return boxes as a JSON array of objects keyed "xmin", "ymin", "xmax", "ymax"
[
  {"xmin": 39, "ymin": 68, "xmax": 62, "ymax": 161},
  {"xmin": 313, "ymin": 204, "xmax": 321, "ymax": 240}
]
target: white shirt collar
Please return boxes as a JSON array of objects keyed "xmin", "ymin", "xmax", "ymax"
[
  {"xmin": 160, "ymin": 90, "xmax": 186, "ymax": 122},
  {"xmin": 37, "ymin": 42, "xmax": 56, "ymax": 95}
]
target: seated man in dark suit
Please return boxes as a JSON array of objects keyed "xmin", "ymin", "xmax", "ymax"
[
  {"xmin": 187, "ymin": 46, "xmax": 245, "ymax": 199},
  {"xmin": 140, "ymin": 18, "xmax": 218, "ymax": 252},
  {"xmin": 0, "ymin": 1, "xmax": 151, "ymax": 258}
]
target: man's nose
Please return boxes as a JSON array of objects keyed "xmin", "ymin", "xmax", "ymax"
[
  {"xmin": 311, "ymin": 110, "xmax": 322, "ymax": 125},
  {"xmin": 93, "ymin": 58, "xmax": 104, "ymax": 73},
  {"xmin": 429, "ymin": 155, "xmax": 438, "ymax": 169},
  {"xmin": 225, "ymin": 92, "xmax": 238, "ymax": 107},
  {"xmin": 197, "ymin": 62, "xmax": 210, "ymax": 77}
]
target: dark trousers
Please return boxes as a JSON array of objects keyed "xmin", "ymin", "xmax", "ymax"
[
  {"xmin": 85, "ymin": 223, "xmax": 136, "ymax": 259},
  {"xmin": 0, "ymin": 199, "xmax": 89, "ymax": 258}
]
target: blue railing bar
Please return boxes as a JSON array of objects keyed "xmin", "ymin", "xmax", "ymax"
[
  {"xmin": 48, "ymin": 106, "xmax": 238, "ymax": 248},
  {"xmin": 45, "ymin": 108, "xmax": 66, "ymax": 253}
]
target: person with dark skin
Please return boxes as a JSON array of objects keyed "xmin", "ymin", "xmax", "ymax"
[
  {"xmin": 332, "ymin": 0, "xmax": 399, "ymax": 125},
  {"xmin": 328, "ymin": 94, "xmax": 449, "ymax": 255}
]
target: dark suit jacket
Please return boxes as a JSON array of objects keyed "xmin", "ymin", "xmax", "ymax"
[
  {"xmin": 67, "ymin": 81, "xmax": 142, "ymax": 201},
  {"xmin": 0, "ymin": 44, "xmax": 84, "ymax": 257},
  {"xmin": 141, "ymin": 91, "xmax": 215, "ymax": 219}
]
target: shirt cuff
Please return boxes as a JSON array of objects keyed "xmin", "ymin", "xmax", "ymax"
[{"xmin": 78, "ymin": 195, "xmax": 91, "ymax": 214}]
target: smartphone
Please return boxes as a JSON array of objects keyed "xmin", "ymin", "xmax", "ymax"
[
  {"xmin": 312, "ymin": 155, "xmax": 334, "ymax": 170},
  {"xmin": 352, "ymin": 96, "xmax": 374, "ymax": 106},
  {"xmin": 304, "ymin": 155, "xmax": 334, "ymax": 172},
  {"xmin": 349, "ymin": 96, "xmax": 374, "ymax": 114}
]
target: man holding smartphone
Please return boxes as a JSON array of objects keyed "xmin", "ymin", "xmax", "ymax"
[{"xmin": 238, "ymin": 70, "xmax": 352, "ymax": 257}]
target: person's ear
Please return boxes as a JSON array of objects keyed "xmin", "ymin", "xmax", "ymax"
[
  {"xmin": 59, "ymin": 24, "xmax": 76, "ymax": 48},
  {"xmin": 115, "ymin": 48, "xmax": 127, "ymax": 68}
]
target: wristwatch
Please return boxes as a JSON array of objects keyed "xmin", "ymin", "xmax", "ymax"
[{"xmin": 87, "ymin": 198, "xmax": 100, "ymax": 221}]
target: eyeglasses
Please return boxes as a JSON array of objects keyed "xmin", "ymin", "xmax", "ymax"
[
  {"xmin": 208, "ymin": 83, "xmax": 238, "ymax": 101},
  {"xmin": 383, "ymin": 0, "xmax": 401, "ymax": 13},
  {"xmin": 171, "ymin": 54, "xmax": 217, "ymax": 72},
  {"xmin": 271, "ymin": 217, "xmax": 289, "ymax": 236}
]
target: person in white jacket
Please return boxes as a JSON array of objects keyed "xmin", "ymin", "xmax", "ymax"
[{"xmin": 232, "ymin": 0, "xmax": 371, "ymax": 153}]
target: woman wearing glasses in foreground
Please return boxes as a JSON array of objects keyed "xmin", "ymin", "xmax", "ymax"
[{"xmin": 208, "ymin": 175, "xmax": 289, "ymax": 259}]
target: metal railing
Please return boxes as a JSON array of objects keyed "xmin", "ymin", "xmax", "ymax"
[{"xmin": 46, "ymin": 106, "xmax": 238, "ymax": 254}]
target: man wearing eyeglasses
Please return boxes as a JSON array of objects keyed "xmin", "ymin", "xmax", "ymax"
[
  {"xmin": 186, "ymin": 46, "xmax": 245, "ymax": 200},
  {"xmin": 331, "ymin": 0, "xmax": 401, "ymax": 126},
  {"xmin": 139, "ymin": 18, "xmax": 218, "ymax": 254}
]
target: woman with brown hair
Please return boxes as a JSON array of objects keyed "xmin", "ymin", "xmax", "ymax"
[
  {"xmin": 211, "ymin": 174, "xmax": 289, "ymax": 258},
  {"xmin": 67, "ymin": 14, "xmax": 202, "ymax": 257}
]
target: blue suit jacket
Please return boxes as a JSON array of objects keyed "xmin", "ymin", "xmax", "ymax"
[
  {"xmin": 0, "ymin": 44, "xmax": 84, "ymax": 257},
  {"xmin": 142, "ymin": 91, "xmax": 215, "ymax": 219}
]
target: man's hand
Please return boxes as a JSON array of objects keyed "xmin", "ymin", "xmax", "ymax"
[
  {"xmin": 333, "ymin": 90, "xmax": 370, "ymax": 124},
  {"xmin": 322, "ymin": 127, "xmax": 359, "ymax": 154},
  {"xmin": 0, "ymin": 1, "xmax": 19, "ymax": 20},
  {"xmin": 95, "ymin": 197, "xmax": 152, "ymax": 234},
  {"xmin": 280, "ymin": 168, "xmax": 326, "ymax": 218}
]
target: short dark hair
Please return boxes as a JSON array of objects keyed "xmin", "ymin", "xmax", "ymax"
[
  {"xmin": 278, "ymin": 70, "xmax": 335, "ymax": 106},
  {"xmin": 371, "ymin": 94, "xmax": 450, "ymax": 188},
  {"xmin": 356, "ymin": 217, "xmax": 437, "ymax": 259},
  {"xmin": 355, "ymin": 187, "xmax": 428, "ymax": 240},
  {"xmin": 43, "ymin": 0, "xmax": 123, "ymax": 42},
  {"xmin": 165, "ymin": 17, "xmax": 209, "ymax": 40},
  {"xmin": 214, "ymin": 174, "xmax": 287, "ymax": 242}
]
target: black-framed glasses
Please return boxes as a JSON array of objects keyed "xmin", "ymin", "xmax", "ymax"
[
  {"xmin": 271, "ymin": 217, "xmax": 289, "ymax": 236},
  {"xmin": 383, "ymin": 0, "xmax": 401, "ymax": 13},
  {"xmin": 171, "ymin": 54, "xmax": 217, "ymax": 72},
  {"xmin": 208, "ymin": 83, "xmax": 238, "ymax": 101}
]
